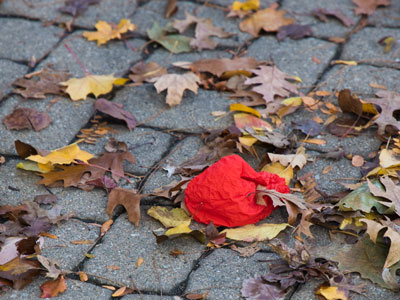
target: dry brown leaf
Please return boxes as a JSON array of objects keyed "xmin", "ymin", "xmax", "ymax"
[
  {"xmin": 129, "ymin": 61, "xmax": 167, "ymax": 84},
  {"xmin": 352, "ymin": 0, "xmax": 391, "ymax": 15},
  {"xmin": 165, "ymin": 0, "xmax": 178, "ymax": 18},
  {"xmin": 3, "ymin": 107, "xmax": 51, "ymax": 132},
  {"xmin": 352, "ymin": 155, "xmax": 365, "ymax": 167},
  {"xmin": 100, "ymin": 219, "xmax": 113, "ymax": 236},
  {"xmin": 106, "ymin": 188, "xmax": 144, "ymax": 226},
  {"xmin": 136, "ymin": 257, "xmax": 144, "ymax": 267},
  {"xmin": 230, "ymin": 243, "xmax": 260, "ymax": 257},
  {"xmin": 78, "ymin": 271, "xmax": 88, "ymax": 282},
  {"xmin": 245, "ymin": 66, "xmax": 298, "ymax": 103},
  {"xmin": 239, "ymin": 4, "xmax": 293, "ymax": 37},
  {"xmin": 368, "ymin": 176, "xmax": 400, "ymax": 216},
  {"xmin": 267, "ymin": 147, "xmax": 307, "ymax": 169},
  {"xmin": 40, "ymin": 276, "xmax": 67, "ymax": 298},
  {"xmin": 153, "ymin": 72, "xmax": 200, "ymax": 106}
]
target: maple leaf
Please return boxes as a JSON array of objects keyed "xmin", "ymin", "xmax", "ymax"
[
  {"xmin": 173, "ymin": 11, "xmax": 231, "ymax": 50},
  {"xmin": 3, "ymin": 108, "xmax": 51, "ymax": 132},
  {"xmin": 239, "ymin": 4, "xmax": 293, "ymax": 37},
  {"xmin": 188, "ymin": 57, "xmax": 261, "ymax": 77},
  {"xmin": 60, "ymin": 74, "xmax": 127, "ymax": 101},
  {"xmin": 106, "ymin": 188, "xmax": 144, "ymax": 226},
  {"xmin": 244, "ymin": 66, "xmax": 299, "ymax": 103},
  {"xmin": 152, "ymin": 72, "xmax": 200, "ymax": 106},
  {"xmin": 129, "ymin": 61, "xmax": 167, "ymax": 84},
  {"xmin": 94, "ymin": 98, "xmax": 137, "ymax": 131},
  {"xmin": 13, "ymin": 69, "xmax": 70, "ymax": 99},
  {"xmin": 364, "ymin": 90, "xmax": 400, "ymax": 135},
  {"xmin": 147, "ymin": 22, "xmax": 191, "ymax": 54},
  {"xmin": 82, "ymin": 19, "xmax": 136, "ymax": 46},
  {"xmin": 40, "ymin": 275, "xmax": 67, "ymax": 298},
  {"xmin": 58, "ymin": 0, "xmax": 100, "ymax": 17},
  {"xmin": 352, "ymin": 0, "xmax": 391, "ymax": 16}
]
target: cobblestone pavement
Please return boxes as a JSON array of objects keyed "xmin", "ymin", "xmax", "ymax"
[{"xmin": 1, "ymin": 0, "xmax": 400, "ymax": 299}]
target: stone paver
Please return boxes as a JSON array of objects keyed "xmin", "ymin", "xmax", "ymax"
[{"xmin": 1, "ymin": 0, "xmax": 400, "ymax": 299}]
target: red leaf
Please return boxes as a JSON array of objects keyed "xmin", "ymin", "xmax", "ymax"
[{"xmin": 40, "ymin": 276, "xmax": 67, "ymax": 298}]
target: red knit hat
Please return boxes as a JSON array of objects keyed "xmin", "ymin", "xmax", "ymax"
[{"xmin": 184, "ymin": 155, "xmax": 290, "ymax": 227}]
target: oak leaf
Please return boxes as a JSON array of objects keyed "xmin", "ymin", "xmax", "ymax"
[
  {"xmin": 364, "ymin": 90, "xmax": 400, "ymax": 135},
  {"xmin": 352, "ymin": 0, "xmax": 391, "ymax": 15},
  {"xmin": 13, "ymin": 69, "xmax": 70, "ymax": 99},
  {"xmin": 106, "ymin": 188, "xmax": 144, "ymax": 226},
  {"xmin": 3, "ymin": 108, "xmax": 51, "ymax": 132},
  {"xmin": 188, "ymin": 57, "xmax": 261, "ymax": 78},
  {"xmin": 153, "ymin": 72, "xmax": 200, "ymax": 106},
  {"xmin": 94, "ymin": 98, "xmax": 137, "ymax": 131},
  {"xmin": 129, "ymin": 61, "xmax": 167, "ymax": 84},
  {"xmin": 82, "ymin": 19, "xmax": 136, "ymax": 46},
  {"xmin": 173, "ymin": 11, "xmax": 231, "ymax": 50},
  {"xmin": 368, "ymin": 176, "xmax": 400, "ymax": 216},
  {"xmin": 239, "ymin": 4, "xmax": 293, "ymax": 37},
  {"xmin": 40, "ymin": 275, "xmax": 67, "ymax": 298},
  {"xmin": 61, "ymin": 74, "xmax": 127, "ymax": 101},
  {"xmin": 244, "ymin": 66, "xmax": 299, "ymax": 103}
]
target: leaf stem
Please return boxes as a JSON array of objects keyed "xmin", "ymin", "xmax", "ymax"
[{"xmin": 64, "ymin": 43, "xmax": 90, "ymax": 75}]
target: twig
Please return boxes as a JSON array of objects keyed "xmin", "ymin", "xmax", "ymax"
[
  {"xmin": 152, "ymin": 257, "xmax": 162, "ymax": 300},
  {"xmin": 129, "ymin": 276, "xmax": 144, "ymax": 300},
  {"xmin": 64, "ymin": 43, "xmax": 90, "ymax": 75}
]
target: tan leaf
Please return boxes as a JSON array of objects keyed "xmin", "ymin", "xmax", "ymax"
[
  {"xmin": 40, "ymin": 276, "xmax": 67, "ymax": 298},
  {"xmin": 153, "ymin": 72, "xmax": 200, "ymax": 106},
  {"xmin": 267, "ymin": 147, "xmax": 307, "ymax": 169},
  {"xmin": 100, "ymin": 219, "xmax": 114, "ymax": 236},
  {"xmin": 222, "ymin": 223, "xmax": 290, "ymax": 242},
  {"xmin": 239, "ymin": 4, "xmax": 293, "ymax": 37},
  {"xmin": 136, "ymin": 257, "xmax": 144, "ymax": 267},
  {"xmin": 230, "ymin": 243, "xmax": 260, "ymax": 257},
  {"xmin": 78, "ymin": 271, "xmax": 88, "ymax": 282},
  {"xmin": 245, "ymin": 66, "xmax": 299, "ymax": 103},
  {"xmin": 352, "ymin": 0, "xmax": 391, "ymax": 16},
  {"xmin": 368, "ymin": 176, "xmax": 400, "ymax": 216},
  {"xmin": 129, "ymin": 61, "xmax": 167, "ymax": 84},
  {"xmin": 352, "ymin": 155, "xmax": 365, "ymax": 167},
  {"xmin": 106, "ymin": 188, "xmax": 144, "ymax": 226}
]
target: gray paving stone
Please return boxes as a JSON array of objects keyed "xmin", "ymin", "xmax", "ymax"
[
  {"xmin": 0, "ymin": 95, "xmax": 94, "ymax": 155},
  {"xmin": 246, "ymin": 37, "xmax": 337, "ymax": 88},
  {"xmin": 341, "ymin": 27, "xmax": 400, "ymax": 62},
  {"xmin": 0, "ymin": 18, "xmax": 63, "ymax": 62},
  {"xmin": 0, "ymin": 0, "xmax": 137, "ymax": 29},
  {"xmin": 367, "ymin": 1, "xmax": 400, "ymax": 28},
  {"xmin": 112, "ymin": 84, "xmax": 234, "ymax": 133},
  {"xmin": 123, "ymin": 295, "xmax": 174, "ymax": 300},
  {"xmin": 5, "ymin": 279, "xmax": 112, "ymax": 300},
  {"xmin": 319, "ymin": 64, "xmax": 400, "ymax": 94},
  {"xmin": 133, "ymin": 0, "xmax": 250, "ymax": 47},
  {"xmin": 0, "ymin": 59, "xmax": 27, "ymax": 96},
  {"xmin": 79, "ymin": 125, "xmax": 174, "ymax": 175},
  {"xmin": 282, "ymin": 0, "xmax": 359, "ymax": 38},
  {"xmin": 41, "ymin": 219, "xmax": 100, "ymax": 270},
  {"xmin": 185, "ymin": 248, "xmax": 277, "ymax": 299},
  {"xmin": 0, "ymin": 159, "xmax": 48, "ymax": 203},
  {"xmin": 83, "ymin": 210, "xmax": 206, "ymax": 293},
  {"xmin": 38, "ymin": 31, "xmax": 143, "ymax": 77}
]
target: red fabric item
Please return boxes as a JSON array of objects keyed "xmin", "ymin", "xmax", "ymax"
[{"xmin": 184, "ymin": 155, "xmax": 290, "ymax": 227}]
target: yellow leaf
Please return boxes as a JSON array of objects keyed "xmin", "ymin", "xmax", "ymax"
[
  {"xmin": 147, "ymin": 206, "xmax": 191, "ymax": 228},
  {"xmin": 302, "ymin": 139, "xmax": 326, "ymax": 145},
  {"xmin": 281, "ymin": 97, "xmax": 302, "ymax": 106},
  {"xmin": 379, "ymin": 149, "xmax": 400, "ymax": 169},
  {"xmin": 221, "ymin": 223, "xmax": 290, "ymax": 242},
  {"xmin": 16, "ymin": 161, "xmax": 46, "ymax": 173},
  {"xmin": 331, "ymin": 60, "xmax": 358, "ymax": 66},
  {"xmin": 136, "ymin": 257, "xmax": 144, "ymax": 267},
  {"xmin": 316, "ymin": 285, "xmax": 347, "ymax": 300},
  {"xmin": 232, "ymin": 0, "xmax": 259, "ymax": 11},
  {"xmin": 238, "ymin": 136, "xmax": 258, "ymax": 147},
  {"xmin": 85, "ymin": 253, "xmax": 94, "ymax": 259},
  {"xmin": 261, "ymin": 162, "xmax": 293, "ymax": 185},
  {"xmin": 27, "ymin": 143, "xmax": 93, "ymax": 166},
  {"xmin": 165, "ymin": 224, "xmax": 192, "ymax": 236},
  {"xmin": 61, "ymin": 74, "xmax": 128, "ymax": 101},
  {"xmin": 83, "ymin": 19, "xmax": 136, "ymax": 46},
  {"xmin": 78, "ymin": 271, "xmax": 88, "ymax": 282},
  {"xmin": 230, "ymin": 103, "xmax": 261, "ymax": 118}
]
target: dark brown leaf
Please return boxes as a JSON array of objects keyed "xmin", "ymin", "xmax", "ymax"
[
  {"xmin": 94, "ymin": 98, "xmax": 137, "ymax": 131},
  {"xmin": 106, "ymin": 188, "xmax": 144, "ymax": 226},
  {"xmin": 3, "ymin": 108, "xmax": 51, "ymax": 131},
  {"xmin": 58, "ymin": 0, "xmax": 100, "ymax": 16},
  {"xmin": 338, "ymin": 89, "xmax": 362, "ymax": 116},
  {"xmin": 165, "ymin": 0, "xmax": 178, "ymax": 18},
  {"xmin": 15, "ymin": 140, "xmax": 48, "ymax": 159},
  {"xmin": 277, "ymin": 24, "xmax": 312, "ymax": 41}
]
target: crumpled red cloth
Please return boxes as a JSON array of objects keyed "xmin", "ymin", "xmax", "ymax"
[{"xmin": 184, "ymin": 155, "xmax": 290, "ymax": 227}]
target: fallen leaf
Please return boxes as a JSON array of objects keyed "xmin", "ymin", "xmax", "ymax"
[
  {"xmin": 322, "ymin": 165, "xmax": 334, "ymax": 174},
  {"xmin": 13, "ymin": 69, "xmax": 70, "ymax": 99},
  {"xmin": 106, "ymin": 188, "xmax": 143, "ymax": 226},
  {"xmin": 239, "ymin": 4, "xmax": 294, "ymax": 37},
  {"xmin": 58, "ymin": 0, "xmax": 100, "ymax": 16},
  {"xmin": 352, "ymin": 155, "xmax": 365, "ymax": 167},
  {"xmin": 136, "ymin": 257, "xmax": 144, "ymax": 267},
  {"xmin": 230, "ymin": 243, "xmax": 260, "ymax": 257},
  {"xmin": 242, "ymin": 276, "xmax": 286, "ymax": 300},
  {"xmin": 312, "ymin": 8, "xmax": 355, "ymax": 27},
  {"xmin": 3, "ymin": 108, "xmax": 51, "ymax": 131},
  {"xmin": 173, "ymin": 11, "xmax": 231, "ymax": 50},
  {"xmin": 277, "ymin": 24, "xmax": 313, "ymax": 41},
  {"xmin": 267, "ymin": 147, "xmax": 307, "ymax": 169},
  {"xmin": 368, "ymin": 176, "xmax": 400, "ymax": 216},
  {"xmin": 352, "ymin": 0, "xmax": 391, "ymax": 15},
  {"xmin": 37, "ymin": 256, "xmax": 62, "ymax": 279},
  {"xmin": 34, "ymin": 195, "xmax": 58, "ymax": 205},
  {"xmin": 83, "ymin": 19, "xmax": 135, "ymax": 46},
  {"xmin": 70, "ymin": 240, "xmax": 94, "ymax": 245},
  {"xmin": 147, "ymin": 22, "xmax": 191, "ymax": 53},
  {"xmin": 331, "ymin": 60, "xmax": 358, "ymax": 66},
  {"xmin": 61, "ymin": 74, "xmax": 127, "ymax": 101},
  {"xmin": 232, "ymin": 0, "xmax": 259, "ymax": 11},
  {"xmin": 111, "ymin": 286, "xmax": 134, "ymax": 297},
  {"xmin": 292, "ymin": 120, "xmax": 322, "ymax": 137},
  {"xmin": 261, "ymin": 162, "xmax": 293, "ymax": 185},
  {"xmin": 378, "ymin": 36, "xmax": 395, "ymax": 53},
  {"xmin": 221, "ymin": 223, "xmax": 289, "ymax": 242},
  {"xmin": 106, "ymin": 265, "xmax": 120, "ymax": 270},
  {"xmin": 188, "ymin": 57, "xmax": 261, "ymax": 78},
  {"xmin": 102, "ymin": 285, "xmax": 116, "ymax": 290},
  {"xmin": 245, "ymin": 66, "xmax": 299, "ymax": 104},
  {"xmin": 165, "ymin": 0, "xmax": 178, "ymax": 18},
  {"xmin": 170, "ymin": 249, "xmax": 184, "ymax": 256},
  {"xmin": 152, "ymin": 72, "xmax": 200, "ymax": 106},
  {"xmin": 78, "ymin": 271, "xmax": 88, "ymax": 282},
  {"xmin": 230, "ymin": 103, "xmax": 261, "ymax": 118},
  {"xmin": 129, "ymin": 61, "xmax": 167, "ymax": 84},
  {"xmin": 302, "ymin": 138, "xmax": 326, "ymax": 145},
  {"xmin": 40, "ymin": 276, "xmax": 67, "ymax": 298},
  {"xmin": 94, "ymin": 98, "xmax": 137, "ymax": 130},
  {"xmin": 147, "ymin": 206, "xmax": 191, "ymax": 228},
  {"xmin": 364, "ymin": 90, "xmax": 400, "ymax": 135},
  {"xmin": 316, "ymin": 284, "xmax": 348, "ymax": 300},
  {"xmin": 100, "ymin": 219, "xmax": 113, "ymax": 236}
]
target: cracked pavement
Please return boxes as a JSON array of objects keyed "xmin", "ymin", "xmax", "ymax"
[{"xmin": 1, "ymin": 0, "xmax": 400, "ymax": 299}]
